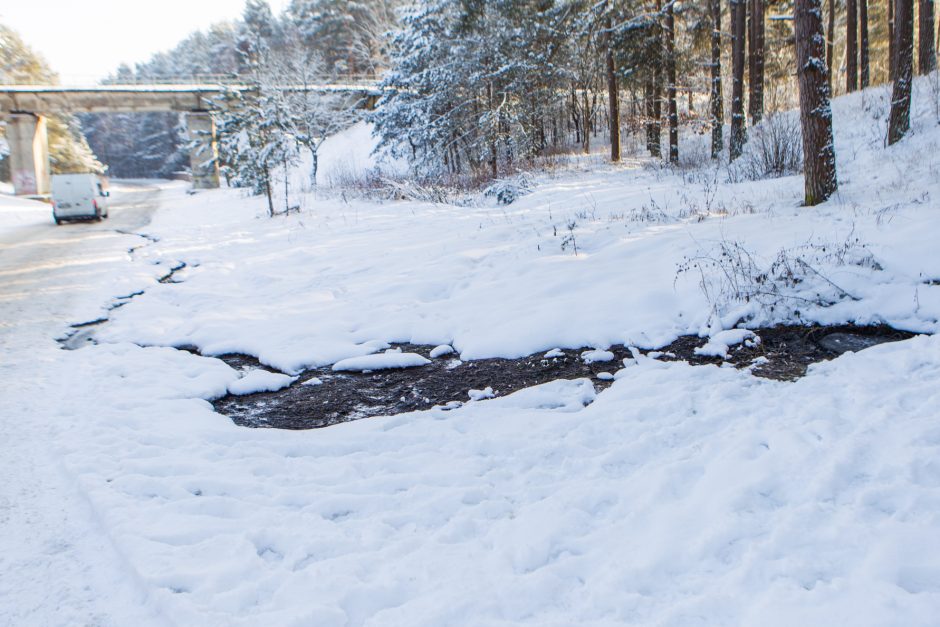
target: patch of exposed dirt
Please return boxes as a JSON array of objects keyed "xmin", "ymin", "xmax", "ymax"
[
  {"xmin": 654, "ymin": 323, "xmax": 915, "ymax": 380},
  {"xmin": 212, "ymin": 324, "xmax": 918, "ymax": 430},
  {"xmin": 214, "ymin": 344, "xmax": 630, "ymax": 430}
]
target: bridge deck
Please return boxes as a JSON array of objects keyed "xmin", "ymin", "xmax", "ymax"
[{"xmin": 0, "ymin": 83, "xmax": 381, "ymax": 114}]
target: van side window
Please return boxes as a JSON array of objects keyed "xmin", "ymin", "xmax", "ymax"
[{"xmin": 97, "ymin": 183, "xmax": 104, "ymax": 195}]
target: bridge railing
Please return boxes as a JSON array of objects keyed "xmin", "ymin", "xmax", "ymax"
[{"xmin": 0, "ymin": 74, "xmax": 381, "ymax": 89}]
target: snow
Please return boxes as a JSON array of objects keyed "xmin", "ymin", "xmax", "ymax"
[
  {"xmin": 694, "ymin": 329, "xmax": 760, "ymax": 359},
  {"xmin": 228, "ymin": 370, "xmax": 296, "ymax": 395},
  {"xmin": 94, "ymin": 80, "xmax": 940, "ymax": 374},
  {"xmin": 467, "ymin": 386, "xmax": 496, "ymax": 401},
  {"xmin": 544, "ymin": 348, "xmax": 565, "ymax": 358},
  {"xmin": 3, "ymin": 79, "xmax": 940, "ymax": 625},
  {"xmin": 301, "ymin": 376, "xmax": 324, "ymax": 386},
  {"xmin": 596, "ymin": 371, "xmax": 615, "ymax": 381},
  {"xmin": 282, "ymin": 121, "xmax": 408, "ymax": 192},
  {"xmin": 581, "ymin": 348, "xmax": 615, "ymax": 363},
  {"xmin": 429, "ymin": 344, "xmax": 455, "ymax": 358},
  {"xmin": 332, "ymin": 352, "xmax": 431, "ymax": 372},
  {"xmin": 315, "ymin": 121, "xmax": 387, "ymax": 187},
  {"xmin": 0, "ymin": 191, "xmax": 53, "ymax": 230}
]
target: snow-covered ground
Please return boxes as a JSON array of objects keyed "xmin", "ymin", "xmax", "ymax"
[{"xmin": 2, "ymin": 80, "xmax": 940, "ymax": 625}]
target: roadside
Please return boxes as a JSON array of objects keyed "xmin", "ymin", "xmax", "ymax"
[{"xmin": 0, "ymin": 183, "xmax": 170, "ymax": 627}]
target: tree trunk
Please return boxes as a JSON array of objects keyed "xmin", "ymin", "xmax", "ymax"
[
  {"xmin": 651, "ymin": 76, "xmax": 662, "ymax": 157},
  {"xmin": 920, "ymin": 0, "xmax": 937, "ymax": 74},
  {"xmin": 606, "ymin": 15, "xmax": 621, "ymax": 162},
  {"xmin": 582, "ymin": 88, "xmax": 591, "ymax": 154},
  {"xmin": 730, "ymin": 0, "xmax": 747, "ymax": 161},
  {"xmin": 827, "ymin": 0, "xmax": 835, "ymax": 90},
  {"xmin": 571, "ymin": 90, "xmax": 582, "ymax": 144},
  {"xmin": 645, "ymin": 79, "xmax": 655, "ymax": 152},
  {"xmin": 649, "ymin": 0, "xmax": 663, "ymax": 158},
  {"xmin": 309, "ymin": 147, "xmax": 318, "ymax": 188},
  {"xmin": 710, "ymin": 0, "xmax": 724, "ymax": 158},
  {"xmin": 283, "ymin": 155, "xmax": 290, "ymax": 213},
  {"xmin": 858, "ymin": 0, "xmax": 871, "ymax": 89},
  {"xmin": 847, "ymin": 0, "xmax": 858, "ymax": 92},
  {"xmin": 488, "ymin": 82, "xmax": 498, "ymax": 177},
  {"xmin": 889, "ymin": 0, "xmax": 897, "ymax": 81},
  {"xmin": 794, "ymin": 0, "xmax": 838, "ymax": 204},
  {"xmin": 888, "ymin": 0, "xmax": 914, "ymax": 144},
  {"xmin": 748, "ymin": 0, "xmax": 765, "ymax": 124},
  {"xmin": 666, "ymin": 1, "xmax": 679, "ymax": 164},
  {"xmin": 263, "ymin": 171, "xmax": 274, "ymax": 217},
  {"xmin": 860, "ymin": 0, "xmax": 870, "ymax": 87}
]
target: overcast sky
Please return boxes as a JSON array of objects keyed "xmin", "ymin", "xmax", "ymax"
[{"xmin": 2, "ymin": 0, "xmax": 290, "ymax": 84}]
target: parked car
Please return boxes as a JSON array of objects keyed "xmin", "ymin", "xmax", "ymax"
[{"xmin": 51, "ymin": 174, "xmax": 110, "ymax": 224}]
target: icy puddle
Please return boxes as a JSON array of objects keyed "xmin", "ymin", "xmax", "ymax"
[{"xmin": 212, "ymin": 324, "xmax": 918, "ymax": 430}]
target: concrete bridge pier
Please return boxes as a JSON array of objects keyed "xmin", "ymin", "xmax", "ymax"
[
  {"xmin": 186, "ymin": 112, "xmax": 220, "ymax": 189},
  {"xmin": 6, "ymin": 113, "xmax": 51, "ymax": 195}
]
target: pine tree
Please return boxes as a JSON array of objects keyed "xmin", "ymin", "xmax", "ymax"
[
  {"xmin": 889, "ymin": 0, "xmax": 896, "ymax": 81},
  {"xmin": 238, "ymin": 0, "xmax": 276, "ymax": 73},
  {"xmin": 215, "ymin": 83, "xmax": 299, "ymax": 215},
  {"xmin": 665, "ymin": 0, "xmax": 679, "ymax": 164},
  {"xmin": 919, "ymin": 0, "xmax": 936, "ymax": 74},
  {"xmin": 287, "ymin": 0, "xmax": 399, "ymax": 77},
  {"xmin": 847, "ymin": 0, "xmax": 859, "ymax": 92},
  {"xmin": 748, "ymin": 0, "xmax": 765, "ymax": 124},
  {"xmin": 603, "ymin": 3, "xmax": 621, "ymax": 162},
  {"xmin": 794, "ymin": 0, "xmax": 838, "ymax": 204},
  {"xmin": 827, "ymin": 0, "xmax": 835, "ymax": 89},
  {"xmin": 888, "ymin": 0, "xmax": 914, "ymax": 144},
  {"xmin": 730, "ymin": 0, "xmax": 747, "ymax": 161},
  {"xmin": 648, "ymin": 0, "xmax": 664, "ymax": 158},
  {"xmin": 859, "ymin": 0, "xmax": 870, "ymax": 87},
  {"xmin": 710, "ymin": 0, "xmax": 723, "ymax": 159}
]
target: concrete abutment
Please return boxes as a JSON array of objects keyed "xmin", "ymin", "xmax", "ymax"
[
  {"xmin": 6, "ymin": 113, "xmax": 51, "ymax": 195},
  {"xmin": 186, "ymin": 112, "xmax": 220, "ymax": 190}
]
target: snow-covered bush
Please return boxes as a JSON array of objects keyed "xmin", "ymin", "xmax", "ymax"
[
  {"xmin": 677, "ymin": 233, "xmax": 881, "ymax": 325},
  {"xmin": 728, "ymin": 112, "xmax": 803, "ymax": 182},
  {"xmin": 483, "ymin": 173, "xmax": 533, "ymax": 205}
]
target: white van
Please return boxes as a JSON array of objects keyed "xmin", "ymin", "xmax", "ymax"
[{"xmin": 51, "ymin": 174, "xmax": 110, "ymax": 224}]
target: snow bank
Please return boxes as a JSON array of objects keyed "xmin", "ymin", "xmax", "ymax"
[{"xmin": 0, "ymin": 192, "xmax": 52, "ymax": 231}]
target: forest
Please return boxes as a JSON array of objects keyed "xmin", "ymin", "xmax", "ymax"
[{"xmin": 1, "ymin": 0, "xmax": 937, "ymax": 208}]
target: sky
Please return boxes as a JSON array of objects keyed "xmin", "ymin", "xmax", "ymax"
[{"xmin": 1, "ymin": 0, "xmax": 290, "ymax": 84}]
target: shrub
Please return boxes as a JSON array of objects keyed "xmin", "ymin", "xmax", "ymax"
[{"xmin": 728, "ymin": 113, "xmax": 803, "ymax": 182}]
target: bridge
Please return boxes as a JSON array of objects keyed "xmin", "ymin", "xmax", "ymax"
[{"xmin": 0, "ymin": 79, "xmax": 381, "ymax": 195}]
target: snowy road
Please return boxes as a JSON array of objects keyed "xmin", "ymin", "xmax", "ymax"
[{"xmin": 0, "ymin": 183, "xmax": 168, "ymax": 626}]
